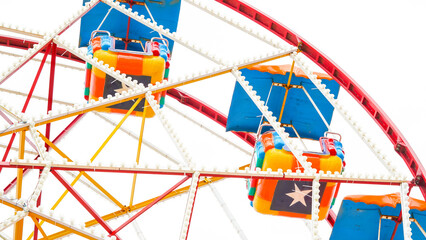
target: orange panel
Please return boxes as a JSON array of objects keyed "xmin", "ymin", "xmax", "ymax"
[
  {"xmin": 247, "ymin": 64, "xmax": 333, "ymax": 80},
  {"xmin": 87, "ymin": 46, "xmax": 164, "ymax": 118},
  {"xmin": 253, "ymin": 146, "xmax": 342, "ymax": 220},
  {"xmin": 344, "ymin": 193, "xmax": 426, "ymax": 211},
  {"xmin": 304, "ymin": 153, "xmax": 321, "ymax": 171},
  {"xmin": 116, "ymin": 53, "xmax": 144, "ymax": 75},
  {"xmin": 89, "ymin": 72, "xmax": 105, "ymax": 98},
  {"xmin": 256, "ymin": 179, "xmax": 278, "ymax": 201}
]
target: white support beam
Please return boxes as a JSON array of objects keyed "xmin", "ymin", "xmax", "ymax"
[
  {"xmin": 6, "ymin": 160, "xmax": 410, "ymax": 184},
  {"xmin": 291, "ymin": 53, "xmax": 400, "ymax": 176},
  {"xmin": 0, "ymin": 87, "xmax": 182, "ymax": 165},
  {"xmin": 146, "ymin": 91, "xmax": 193, "ymax": 167},
  {"xmin": 180, "ymin": 172, "xmax": 200, "ymax": 240},
  {"xmin": 400, "ymin": 182, "xmax": 413, "ymax": 240},
  {"xmin": 311, "ymin": 176, "xmax": 321, "ymax": 240},
  {"xmin": 231, "ymin": 68, "xmax": 313, "ymax": 173}
]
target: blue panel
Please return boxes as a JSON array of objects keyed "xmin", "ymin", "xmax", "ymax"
[
  {"xmin": 330, "ymin": 200, "xmax": 381, "ymax": 240},
  {"xmin": 411, "ymin": 211, "xmax": 426, "ymax": 240},
  {"xmin": 330, "ymin": 200, "xmax": 426, "ymax": 240},
  {"xmin": 226, "ymin": 68, "xmax": 340, "ymax": 140},
  {"xmin": 79, "ymin": 0, "xmax": 181, "ymax": 52}
]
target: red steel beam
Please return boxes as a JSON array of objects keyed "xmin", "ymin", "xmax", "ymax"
[
  {"xmin": 110, "ymin": 175, "xmax": 190, "ymax": 235},
  {"xmin": 0, "ymin": 5, "xmax": 422, "ymax": 197},
  {"xmin": 0, "ymin": 40, "xmax": 53, "ymax": 86},
  {"xmin": 3, "ymin": 114, "xmax": 85, "ymax": 194},
  {"xmin": 0, "ymin": 44, "xmax": 52, "ymax": 166},
  {"xmin": 0, "ymin": 31, "xmax": 336, "ymax": 224},
  {"xmin": 0, "ymin": 44, "xmax": 51, "ymax": 168},
  {"xmin": 183, "ymin": 176, "xmax": 200, "ymax": 240},
  {"xmin": 215, "ymin": 0, "xmax": 426, "ymax": 226},
  {"xmin": 23, "ymin": 43, "xmax": 52, "ymax": 113},
  {"xmin": 166, "ymin": 88, "xmax": 256, "ymax": 147},
  {"xmin": 0, "ymin": 111, "xmax": 37, "ymax": 151},
  {"xmin": 0, "ymin": 1, "xmax": 99, "ymax": 86},
  {"xmin": 2, "ymin": 3, "xmax": 421, "ymax": 227},
  {"xmin": 214, "ymin": 0, "xmax": 426, "ymax": 197},
  {"xmin": 51, "ymin": 170, "xmax": 119, "ymax": 239},
  {"xmin": 45, "ymin": 43, "xmax": 57, "ymax": 145},
  {"xmin": 0, "ymin": 35, "xmax": 251, "ymax": 148},
  {"xmin": 0, "ymin": 35, "xmax": 84, "ymax": 63},
  {"xmin": 0, "ymin": 162, "xmax": 407, "ymax": 186},
  {"xmin": 0, "ymin": 133, "xmax": 16, "ymax": 163},
  {"xmin": 34, "ymin": 42, "xmax": 56, "ymax": 240}
]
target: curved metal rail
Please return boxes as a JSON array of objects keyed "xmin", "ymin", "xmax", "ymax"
[{"xmin": 215, "ymin": 0, "xmax": 425, "ymax": 197}]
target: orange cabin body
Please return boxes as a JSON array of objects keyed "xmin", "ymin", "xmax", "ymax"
[
  {"xmin": 86, "ymin": 36, "xmax": 166, "ymax": 118},
  {"xmin": 250, "ymin": 131, "xmax": 344, "ymax": 220}
]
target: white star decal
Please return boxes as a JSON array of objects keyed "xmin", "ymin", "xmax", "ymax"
[
  {"xmin": 285, "ymin": 184, "xmax": 312, "ymax": 207},
  {"xmin": 114, "ymin": 82, "xmax": 130, "ymax": 94},
  {"xmin": 114, "ymin": 82, "xmax": 136, "ymax": 102}
]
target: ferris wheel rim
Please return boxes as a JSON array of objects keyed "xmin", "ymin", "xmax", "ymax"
[
  {"xmin": 214, "ymin": 0, "xmax": 425, "ymax": 194},
  {"xmin": 0, "ymin": 0, "xmax": 422, "ymax": 239}
]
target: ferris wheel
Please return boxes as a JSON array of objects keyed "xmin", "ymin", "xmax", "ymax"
[{"xmin": 0, "ymin": 0, "xmax": 425, "ymax": 239}]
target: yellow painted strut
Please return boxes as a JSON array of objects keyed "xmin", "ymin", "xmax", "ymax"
[
  {"xmin": 0, "ymin": 52, "xmax": 292, "ymax": 139},
  {"xmin": 30, "ymin": 215, "xmax": 49, "ymax": 240},
  {"xmin": 130, "ymin": 98, "xmax": 148, "ymax": 207},
  {"xmin": 13, "ymin": 131, "xmax": 25, "ymax": 240},
  {"xmin": 40, "ymin": 164, "xmax": 250, "ymax": 240},
  {"xmin": 26, "ymin": 99, "xmax": 141, "ymax": 240},
  {"xmin": 278, "ymin": 60, "xmax": 296, "ymax": 123}
]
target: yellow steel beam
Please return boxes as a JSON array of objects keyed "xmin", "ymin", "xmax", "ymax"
[
  {"xmin": 0, "ymin": 198, "xmax": 22, "ymax": 211},
  {"xmin": 0, "ymin": 52, "xmax": 292, "ymax": 138},
  {"xmin": 26, "ymin": 173, "xmax": 82, "ymax": 240},
  {"xmin": 81, "ymin": 172, "xmax": 124, "ymax": 209},
  {"xmin": 0, "ymin": 199, "xmax": 98, "ymax": 240},
  {"xmin": 37, "ymin": 130, "xmax": 124, "ymax": 208},
  {"xmin": 40, "ymin": 164, "xmax": 250, "ymax": 240},
  {"xmin": 130, "ymin": 99, "xmax": 148, "ymax": 206},
  {"xmin": 37, "ymin": 130, "xmax": 72, "ymax": 162},
  {"xmin": 29, "ymin": 215, "xmax": 49, "ymax": 240},
  {"xmin": 13, "ymin": 131, "xmax": 25, "ymax": 240},
  {"xmin": 90, "ymin": 97, "xmax": 142, "ymax": 162},
  {"xmin": 26, "ymin": 99, "xmax": 141, "ymax": 240},
  {"xmin": 129, "ymin": 174, "xmax": 138, "ymax": 207},
  {"xmin": 28, "ymin": 212, "xmax": 98, "ymax": 240},
  {"xmin": 278, "ymin": 60, "xmax": 296, "ymax": 123}
]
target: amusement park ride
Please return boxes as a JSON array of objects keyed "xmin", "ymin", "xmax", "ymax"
[{"xmin": 0, "ymin": 0, "xmax": 425, "ymax": 239}]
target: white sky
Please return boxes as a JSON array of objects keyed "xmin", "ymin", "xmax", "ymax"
[{"xmin": 0, "ymin": 0, "xmax": 425, "ymax": 239}]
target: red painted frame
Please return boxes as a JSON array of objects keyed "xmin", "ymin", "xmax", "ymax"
[
  {"xmin": 214, "ymin": 0, "xmax": 426, "ymax": 198},
  {"xmin": 0, "ymin": 43, "xmax": 51, "ymax": 165},
  {"xmin": 0, "ymin": 35, "xmax": 84, "ymax": 63},
  {"xmin": 166, "ymin": 88, "xmax": 256, "ymax": 146},
  {"xmin": 51, "ymin": 170, "xmax": 119, "ymax": 239},
  {"xmin": 3, "ymin": 114, "xmax": 85, "ymax": 194},
  {"xmin": 183, "ymin": 175, "xmax": 200, "ymax": 240},
  {"xmin": 0, "ymin": 0, "xmax": 423, "ymax": 235},
  {"xmin": 0, "ymin": 1, "xmax": 99, "ymax": 86},
  {"xmin": 0, "ymin": 162, "xmax": 406, "ymax": 186},
  {"xmin": 110, "ymin": 176, "xmax": 190, "ymax": 235}
]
